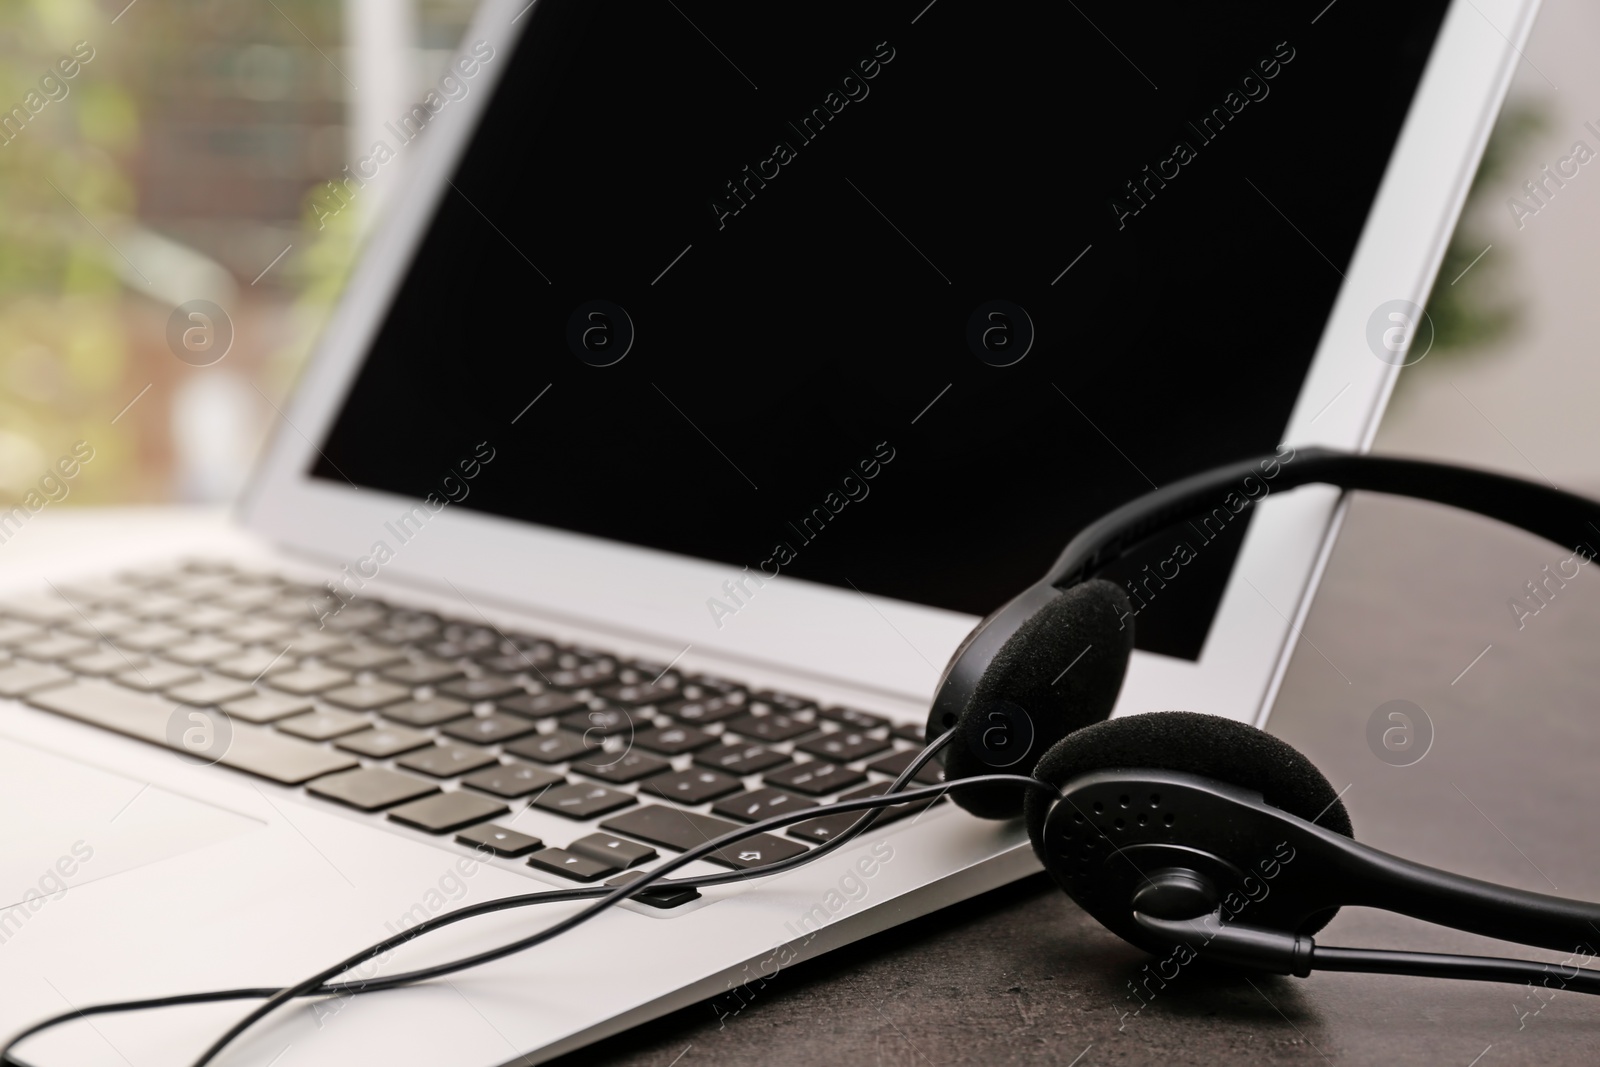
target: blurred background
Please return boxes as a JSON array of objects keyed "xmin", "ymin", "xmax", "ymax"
[
  {"xmin": 0, "ymin": 0, "xmax": 1594, "ymax": 508},
  {"xmin": 0, "ymin": 0, "xmax": 477, "ymax": 505}
]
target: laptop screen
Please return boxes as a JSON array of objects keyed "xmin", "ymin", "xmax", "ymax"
[{"xmin": 313, "ymin": 0, "xmax": 1450, "ymax": 661}]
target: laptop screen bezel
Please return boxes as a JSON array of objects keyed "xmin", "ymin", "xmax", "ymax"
[{"xmin": 238, "ymin": 0, "xmax": 1541, "ymax": 724}]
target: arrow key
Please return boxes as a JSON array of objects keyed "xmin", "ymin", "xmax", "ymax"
[
  {"xmin": 527, "ymin": 847, "xmax": 622, "ymax": 882},
  {"xmin": 569, "ymin": 832, "xmax": 657, "ymax": 868},
  {"xmin": 455, "ymin": 823, "xmax": 543, "ymax": 858}
]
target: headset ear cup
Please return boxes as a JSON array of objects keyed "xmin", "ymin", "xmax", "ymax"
[
  {"xmin": 940, "ymin": 579, "xmax": 1134, "ymax": 820},
  {"xmin": 1023, "ymin": 711, "xmax": 1354, "ymax": 933}
]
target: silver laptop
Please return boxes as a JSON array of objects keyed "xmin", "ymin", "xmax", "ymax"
[{"xmin": 0, "ymin": 0, "xmax": 1536, "ymax": 1062}]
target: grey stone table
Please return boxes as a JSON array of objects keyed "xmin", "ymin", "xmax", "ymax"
[{"xmin": 555, "ymin": 492, "xmax": 1600, "ymax": 1066}]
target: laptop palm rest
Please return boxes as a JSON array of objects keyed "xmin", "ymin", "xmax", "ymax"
[{"xmin": 0, "ymin": 734, "xmax": 261, "ymax": 912}]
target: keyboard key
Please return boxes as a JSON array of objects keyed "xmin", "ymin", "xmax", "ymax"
[
  {"xmin": 505, "ymin": 731, "xmax": 600, "ymax": 764},
  {"xmin": 640, "ymin": 767, "xmax": 743, "ymax": 804},
  {"xmin": 678, "ymin": 676, "xmax": 742, "ymax": 701},
  {"xmin": 617, "ymin": 661, "xmax": 676, "ymax": 685},
  {"xmin": 322, "ymin": 681, "xmax": 411, "ymax": 711},
  {"xmin": 473, "ymin": 652, "xmax": 556, "ymax": 675},
  {"xmin": 274, "ymin": 599, "xmax": 336, "ymax": 628},
  {"xmin": 438, "ymin": 675, "xmax": 523, "ymax": 702},
  {"xmin": 796, "ymin": 730, "xmax": 891, "ymax": 763},
  {"xmin": 387, "ymin": 791, "xmax": 508, "ymax": 834},
  {"xmin": 710, "ymin": 787, "xmax": 817, "ymax": 824},
  {"xmin": 66, "ymin": 649, "xmax": 149, "ymax": 676},
  {"xmin": 336, "ymin": 725, "xmax": 432, "ymax": 758},
  {"xmin": 165, "ymin": 573, "xmax": 235, "ymax": 599},
  {"xmin": 17, "ymin": 635, "xmax": 97, "ymax": 662},
  {"xmin": 441, "ymin": 712, "xmax": 540, "ymax": 745},
  {"xmin": 572, "ymin": 750, "xmax": 670, "ymax": 784},
  {"xmin": 0, "ymin": 620, "xmax": 43, "ymax": 646},
  {"xmin": 164, "ymin": 636, "xmax": 242, "ymax": 666},
  {"xmin": 599, "ymin": 805, "xmax": 742, "ymax": 852},
  {"xmin": 308, "ymin": 767, "xmax": 438, "ymax": 811},
  {"xmin": 180, "ymin": 605, "xmax": 242, "ymax": 631},
  {"xmin": 221, "ymin": 619, "xmax": 296, "ymax": 645},
  {"xmin": 456, "ymin": 823, "xmax": 542, "ymax": 857},
  {"xmin": 763, "ymin": 761, "xmax": 867, "ymax": 797},
  {"xmin": 786, "ymin": 782, "xmax": 942, "ymax": 843},
  {"xmin": 269, "ymin": 667, "xmax": 354, "ymax": 695},
  {"xmin": 694, "ymin": 742, "xmax": 791, "ymax": 776},
  {"xmin": 702, "ymin": 833, "xmax": 810, "ymax": 870},
  {"xmin": 115, "ymin": 623, "xmax": 191, "ymax": 653},
  {"xmin": 381, "ymin": 697, "xmax": 472, "ymax": 727},
  {"xmin": 114, "ymin": 662, "xmax": 200, "ymax": 691},
  {"xmin": 463, "ymin": 761, "xmax": 564, "ymax": 798},
  {"xmin": 214, "ymin": 587, "xmax": 280, "ymax": 613},
  {"xmin": 166, "ymin": 678, "xmax": 256, "ymax": 706},
  {"xmin": 426, "ymin": 630, "xmax": 498, "ymax": 660},
  {"xmin": 276, "ymin": 709, "xmax": 371, "ymax": 741},
  {"xmin": 63, "ymin": 611, "xmax": 140, "ymax": 640},
  {"xmin": 568, "ymin": 832, "xmax": 656, "ymax": 868},
  {"xmin": 558, "ymin": 706, "xmax": 634, "ymax": 736},
  {"xmin": 660, "ymin": 694, "xmax": 745, "ymax": 724},
  {"xmin": 543, "ymin": 660, "xmax": 616, "ymax": 691},
  {"xmin": 286, "ymin": 631, "xmax": 350, "ymax": 657},
  {"xmin": 0, "ymin": 662, "xmax": 73, "ymax": 697},
  {"xmin": 595, "ymin": 682, "xmax": 678, "ymax": 707},
  {"xmin": 481, "ymin": 634, "xmax": 559, "ymax": 670},
  {"xmin": 0, "ymin": 594, "xmax": 80, "ymax": 625},
  {"xmin": 221, "ymin": 692, "xmax": 314, "ymax": 723},
  {"xmin": 892, "ymin": 722, "xmax": 928, "ymax": 744},
  {"xmin": 527, "ymin": 848, "xmax": 620, "ymax": 882},
  {"xmin": 322, "ymin": 604, "xmax": 391, "ymax": 633},
  {"xmin": 749, "ymin": 690, "xmax": 816, "ymax": 713},
  {"xmin": 478, "ymin": 652, "xmax": 553, "ymax": 676},
  {"xmin": 724, "ymin": 711, "xmax": 815, "ymax": 743},
  {"xmin": 532, "ymin": 782, "xmax": 636, "ymax": 820},
  {"xmin": 397, "ymin": 743, "xmax": 501, "ymax": 778},
  {"xmin": 632, "ymin": 724, "xmax": 716, "ymax": 755},
  {"xmin": 328, "ymin": 644, "xmax": 407, "ymax": 672},
  {"xmin": 29, "ymin": 682, "xmax": 356, "ymax": 784},
  {"xmin": 213, "ymin": 649, "xmax": 296, "ymax": 680},
  {"xmin": 593, "ymin": 804, "xmax": 802, "ymax": 870},
  {"xmin": 498, "ymin": 692, "xmax": 584, "ymax": 720},
  {"xmin": 557, "ymin": 646, "xmax": 609, "ymax": 665},
  {"xmin": 377, "ymin": 608, "xmax": 439, "ymax": 635},
  {"xmin": 382, "ymin": 660, "xmax": 463, "ymax": 687},
  {"xmin": 607, "ymin": 869, "xmax": 700, "ymax": 908},
  {"xmin": 820, "ymin": 706, "xmax": 890, "ymax": 731},
  {"xmin": 128, "ymin": 599, "xmax": 195, "ymax": 627},
  {"xmin": 866, "ymin": 747, "xmax": 947, "ymax": 785}
]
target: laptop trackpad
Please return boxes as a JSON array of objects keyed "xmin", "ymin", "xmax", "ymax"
[{"xmin": 0, "ymin": 735, "xmax": 261, "ymax": 908}]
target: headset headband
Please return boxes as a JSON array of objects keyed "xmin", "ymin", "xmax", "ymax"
[
  {"xmin": 931, "ymin": 447, "xmax": 1600, "ymax": 738},
  {"xmin": 1050, "ymin": 446, "xmax": 1600, "ymax": 588}
]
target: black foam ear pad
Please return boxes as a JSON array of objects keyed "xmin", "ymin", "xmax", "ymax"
[
  {"xmin": 937, "ymin": 579, "xmax": 1133, "ymax": 820},
  {"xmin": 1021, "ymin": 710, "xmax": 1354, "ymax": 859}
]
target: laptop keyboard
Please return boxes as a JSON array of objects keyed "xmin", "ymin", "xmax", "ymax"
[{"xmin": 0, "ymin": 561, "xmax": 943, "ymax": 904}]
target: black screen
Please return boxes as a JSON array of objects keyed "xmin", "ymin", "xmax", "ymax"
[{"xmin": 314, "ymin": 0, "xmax": 1449, "ymax": 660}]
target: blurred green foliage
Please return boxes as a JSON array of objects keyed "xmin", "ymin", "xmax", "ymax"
[
  {"xmin": 0, "ymin": 0, "xmax": 353, "ymax": 504},
  {"xmin": 0, "ymin": 0, "xmax": 137, "ymax": 499},
  {"xmin": 1419, "ymin": 100, "xmax": 1550, "ymax": 361}
]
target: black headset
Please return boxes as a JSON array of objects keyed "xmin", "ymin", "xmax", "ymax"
[
  {"xmin": 10, "ymin": 447, "xmax": 1600, "ymax": 1066},
  {"xmin": 929, "ymin": 445, "xmax": 1600, "ymax": 986}
]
